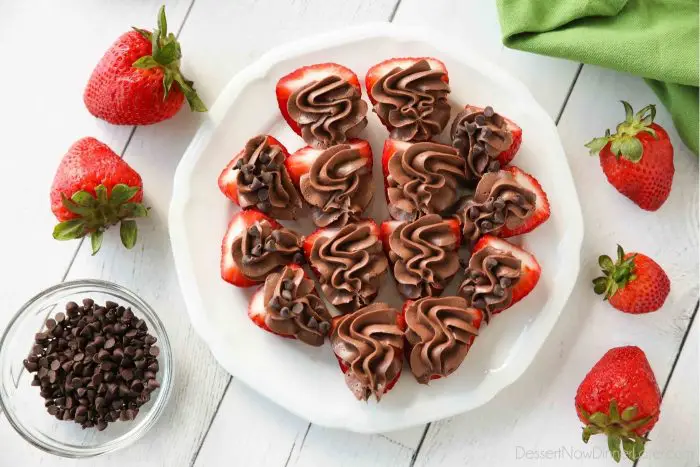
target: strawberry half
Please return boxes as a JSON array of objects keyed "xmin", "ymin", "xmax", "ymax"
[
  {"xmin": 276, "ymin": 63, "xmax": 361, "ymax": 136},
  {"xmin": 220, "ymin": 209, "xmax": 282, "ymax": 287},
  {"xmin": 329, "ymin": 306, "xmax": 405, "ymax": 399},
  {"xmin": 497, "ymin": 166, "xmax": 551, "ymax": 237},
  {"xmin": 365, "ymin": 57, "xmax": 449, "ymax": 105},
  {"xmin": 380, "ymin": 216, "xmax": 462, "ymax": 299},
  {"xmin": 248, "ymin": 277, "xmax": 296, "ymax": 339},
  {"xmin": 401, "ymin": 299, "xmax": 483, "ymax": 382},
  {"xmin": 380, "ymin": 138, "xmax": 412, "ymax": 203},
  {"xmin": 302, "ymin": 219, "xmax": 380, "ymax": 263},
  {"xmin": 473, "ymin": 235, "xmax": 541, "ymax": 308},
  {"xmin": 218, "ymin": 135, "xmax": 288, "ymax": 205},
  {"xmin": 285, "ymin": 138, "xmax": 373, "ymax": 186}
]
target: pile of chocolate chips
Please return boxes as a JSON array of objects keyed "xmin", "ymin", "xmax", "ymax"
[{"xmin": 23, "ymin": 299, "xmax": 161, "ymax": 431}]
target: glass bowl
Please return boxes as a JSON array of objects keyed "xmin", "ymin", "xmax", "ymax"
[{"xmin": 0, "ymin": 279, "xmax": 173, "ymax": 458}]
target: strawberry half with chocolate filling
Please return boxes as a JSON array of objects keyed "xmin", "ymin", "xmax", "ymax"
[
  {"xmin": 218, "ymin": 135, "xmax": 302, "ymax": 220},
  {"xmin": 451, "ymin": 105, "xmax": 522, "ymax": 176},
  {"xmin": 329, "ymin": 303, "xmax": 405, "ymax": 401},
  {"xmin": 380, "ymin": 215, "xmax": 462, "ymax": 299},
  {"xmin": 402, "ymin": 296, "xmax": 483, "ymax": 383},
  {"xmin": 381, "ymin": 139, "xmax": 466, "ymax": 221},
  {"xmin": 275, "ymin": 63, "xmax": 367, "ymax": 148},
  {"xmin": 221, "ymin": 209, "xmax": 303, "ymax": 287},
  {"xmin": 458, "ymin": 235, "xmax": 541, "ymax": 321},
  {"xmin": 247, "ymin": 264, "xmax": 332, "ymax": 346},
  {"xmin": 50, "ymin": 137, "xmax": 148, "ymax": 255},
  {"xmin": 303, "ymin": 220, "xmax": 388, "ymax": 313},
  {"xmin": 366, "ymin": 57, "xmax": 450, "ymax": 142}
]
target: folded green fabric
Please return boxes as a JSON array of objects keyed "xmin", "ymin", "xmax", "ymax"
[{"xmin": 497, "ymin": 0, "xmax": 699, "ymax": 154}]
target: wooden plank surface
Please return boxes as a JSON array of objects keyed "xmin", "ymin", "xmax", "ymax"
[
  {"xmin": 638, "ymin": 316, "xmax": 698, "ymax": 467},
  {"xmin": 0, "ymin": 0, "xmax": 696, "ymax": 466},
  {"xmin": 411, "ymin": 66, "xmax": 699, "ymax": 467}
]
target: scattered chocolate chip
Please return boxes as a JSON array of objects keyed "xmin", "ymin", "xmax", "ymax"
[
  {"xmin": 247, "ymin": 224, "xmax": 261, "ymax": 237},
  {"xmin": 282, "ymin": 280, "xmax": 294, "ymax": 291},
  {"xmin": 493, "ymin": 199, "xmax": 506, "ymax": 210},
  {"xmin": 481, "ymin": 221, "xmax": 493, "ymax": 230},
  {"xmin": 249, "ymin": 177, "xmax": 264, "ymax": 191},
  {"xmin": 279, "ymin": 307, "xmax": 290, "ymax": 318},
  {"xmin": 257, "ymin": 188, "xmax": 269, "ymax": 201},
  {"xmin": 280, "ymin": 289, "xmax": 292, "ymax": 301},
  {"xmin": 269, "ymin": 296, "xmax": 281, "ymax": 310},
  {"xmin": 292, "ymin": 252, "xmax": 305, "ymax": 265},
  {"xmin": 23, "ymin": 298, "xmax": 162, "ymax": 430},
  {"xmin": 307, "ymin": 317, "xmax": 318, "ymax": 329},
  {"xmin": 473, "ymin": 144, "xmax": 484, "ymax": 154},
  {"xmin": 475, "ymin": 114, "xmax": 486, "ymax": 125},
  {"xmin": 264, "ymin": 238, "xmax": 276, "ymax": 252},
  {"xmin": 499, "ymin": 277, "xmax": 512, "ymax": 288},
  {"xmin": 318, "ymin": 321, "xmax": 330, "ymax": 334},
  {"xmin": 256, "ymin": 201, "xmax": 271, "ymax": 212},
  {"xmin": 484, "ymin": 106, "xmax": 494, "ymax": 118},
  {"xmin": 251, "ymin": 244, "xmax": 263, "ymax": 257}
]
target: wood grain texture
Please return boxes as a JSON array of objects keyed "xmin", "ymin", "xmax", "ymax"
[
  {"xmin": 412, "ymin": 66, "xmax": 699, "ymax": 467},
  {"xmin": 0, "ymin": 0, "xmax": 191, "ymax": 335},
  {"xmin": 393, "ymin": 0, "xmax": 581, "ymax": 119},
  {"xmin": 638, "ymin": 318, "xmax": 698, "ymax": 467}
]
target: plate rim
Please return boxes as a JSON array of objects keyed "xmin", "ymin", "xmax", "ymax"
[{"xmin": 169, "ymin": 22, "xmax": 584, "ymax": 433}]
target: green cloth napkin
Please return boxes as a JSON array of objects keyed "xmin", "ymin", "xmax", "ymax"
[{"xmin": 496, "ymin": 0, "xmax": 699, "ymax": 155}]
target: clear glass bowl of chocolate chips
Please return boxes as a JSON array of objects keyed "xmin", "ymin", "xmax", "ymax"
[{"xmin": 0, "ymin": 279, "xmax": 173, "ymax": 457}]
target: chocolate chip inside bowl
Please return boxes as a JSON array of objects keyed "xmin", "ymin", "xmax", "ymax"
[{"xmin": 23, "ymin": 298, "xmax": 161, "ymax": 431}]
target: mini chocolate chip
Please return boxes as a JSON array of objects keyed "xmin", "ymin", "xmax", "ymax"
[
  {"xmin": 50, "ymin": 359, "xmax": 60, "ymax": 371},
  {"xmin": 279, "ymin": 307, "xmax": 290, "ymax": 318},
  {"xmin": 484, "ymin": 258, "xmax": 497, "ymax": 269},
  {"xmin": 257, "ymin": 188, "xmax": 269, "ymax": 201},
  {"xmin": 484, "ymin": 106, "xmax": 494, "ymax": 117},
  {"xmin": 291, "ymin": 303, "xmax": 304, "ymax": 315},
  {"xmin": 55, "ymin": 312, "xmax": 66, "ymax": 323},
  {"xmin": 282, "ymin": 280, "xmax": 294, "ymax": 291},
  {"xmin": 264, "ymin": 238, "xmax": 276, "ymax": 252},
  {"xmin": 473, "ymin": 144, "xmax": 484, "ymax": 154},
  {"xmin": 481, "ymin": 221, "xmax": 493, "ymax": 230},
  {"xmin": 47, "ymin": 405, "xmax": 58, "ymax": 415},
  {"xmin": 234, "ymin": 158, "xmax": 244, "ymax": 170},
  {"xmin": 257, "ymin": 201, "xmax": 271, "ymax": 212},
  {"xmin": 307, "ymin": 317, "xmax": 318, "ymax": 329},
  {"xmin": 488, "ymin": 161, "xmax": 500, "ymax": 172},
  {"xmin": 292, "ymin": 252, "xmax": 305, "ymax": 265},
  {"xmin": 281, "ymin": 290, "xmax": 292, "ymax": 301},
  {"xmin": 493, "ymin": 285, "xmax": 505, "ymax": 297},
  {"xmin": 105, "ymin": 301, "xmax": 118, "ymax": 310},
  {"xmin": 499, "ymin": 277, "xmax": 512, "ymax": 288},
  {"xmin": 147, "ymin": 379, "xmax": 160, "ymax": 391},
  {"xmin": 149, "ymin": 347, "xmax": 160, "ymax": 357},
  {"xmin": 251, "ymin": 244, "xmax": 263, "ymax": 257},
  {"xmin": 482, "ymin": 127, "xmax": 493, "ymax": 138},
  {"xmin": 247, "ymin": 224, "xmax": 261, "ymax": 237},
  {"xmin": 249, "ymin": 177, "xmax": 264, "ymax": 191},
  {"xmin": 493, "ymin": 212, "xmax": 505, "ymax": 224},
  {"xmin": 468, "ymin": 206, "xmax": 480, "ymax": 220},
  {"xmin": 144, "ymin": 335, "xmax": 156, "ymax": 345},
  {"xmin": 475, "ymin": 114, "xmax": 486, "ymax": 125},
  {"xmin": 104, "ymin": 338, "xmax": 115, "ymax": 350},
  {"xmin": 494, "ymin": 199, "xmax": 506, "ymax": 210},
  {"xmin": 82, "ymin": 298, "xmax": 94, "ymax": 308},
  {"xmin": 319, "ymin": 321, "xmax": 330, "ymax": 334},
  {"xmin": 45, "ymin": 319, "xmax": 57, "ymax": 330}
]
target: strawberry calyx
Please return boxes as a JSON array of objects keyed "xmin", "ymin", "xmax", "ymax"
[
  {"xmin": 593, "ymin": 244, "xmax": 637, "ymax": 299},
  {"xmin": 52, "ymin": 184, "xmax": 148, "ymax": 255},
  {"xmin": 585, "ymin": 101, "xmax": 658, "ymax": 162},
  {"xmin": 132, "ymin": 6, "xmax": 207, "ymax": 112},
  {"xmin": 579, "ymin": 400, "xmax": 651, "ymax": 462}
]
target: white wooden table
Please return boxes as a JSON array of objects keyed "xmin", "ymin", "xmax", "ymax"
[{"xmin": 1, "ymin": 1, "xmax": 697, "ymax": 466}]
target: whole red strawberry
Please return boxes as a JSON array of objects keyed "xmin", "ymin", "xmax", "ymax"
[
  {"xmin": 575, "ymin": 346, "xmax": 661, "ymax": 462},
  {"xmin": 585, "ymin": 101, "xmax": 674, "ymax": 211},
  {"xmin": 593, "ymin": 245, "xmax": 670, "ymax": 314},
  {"xmin": 84, "ymin": 6, "xmax": 206, "ymax": 125},
  {"xmin": 51, "ymin": 137, "xmax": 147, "ymax": 254}
]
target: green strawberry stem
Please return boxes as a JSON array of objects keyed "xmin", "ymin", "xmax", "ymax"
[
  {"xmin": 52, "ymin": 184, "xmax": 148, "ymax": 254},
  {"xmin": 579, "ymin": 400, "xmax": 651, "ymax": 462},
  {"xmin": 592, "ymin": 244, "xmax": 637, "ymax": 299},
  {"xmin": 132, "ymin": 6, "xmax": 207, "ymax": 112},
  {"xmin": 585, "ymin": 101, "xmax": 658, "ymax": 162}
]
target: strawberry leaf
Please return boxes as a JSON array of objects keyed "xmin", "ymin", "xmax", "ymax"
[
  {"xmin": 163, "ymin": 68, "xmax": 175, "ymax": 98},
  {"xmin": 53, "ymin": 219, "xmax": 85, "ymax": 240},
  {"xmin": 584, "ymin": 136, "xmax": 609, "ymax": 155},
  {"xmin": 95, "ymin": 185, "xmax": 108, "ymax": 204},
  {"xmin": 608, "ymin": 435, "xmax": 622, "ymax": 462},
  {"xmin": 621, "ymin": 406, "xmax": 637, "ymax": 421},
  {"xmin": 599, "ymin": 255, "xmax": 614, "ymax": 272},
  {"xmin": 133, "ymin": 56, "xmax": 159, "ymax": 70},
  {"xmin": 71, "ymin": 191, "xmax": 96, "ymax": 207},
  {"xmin": 592, "ymin": 277, "xmax": 608, "ymax": 295},
  {"xmin": 90, "ymin": 230, "xmax": 104, "ymax": 255},
  {"xmin": 120, "ymin": 203, "xmax": 149, "ymax": 218},
  {"xmin": 609, "ymin": 400, "xmax": 620, "ymax": 423},
  {"xmin": 154, "ymin": 41, "xmax": 180, "ymax": 65},
  {"xmin": 621, "ymin": 101, "xmax": 634, "ymax": 123},
  {"xmin": 120, "ymin": 220, "xmax": 138, "ymax": 249},
  {"xmin": 619, "ymin": 137, "xmax": 643, "ymax": 162},
  {"xmin": 173, "ymin": 74, "xmax": 208, "ymax": 112},
  {"xmin": 61, "ymin": 194, "xmax": 93, "ymax": 217},
  {"xmin": 157, "ymin": 5, "xmax": 168, "ymax": 36},
  {"xmin": 132, "ymin": 27, "xmax": 152, "ymax": 41},
  {"xmin": 110, "ymin": 184, "xmax": 140, "ymax": 206}
]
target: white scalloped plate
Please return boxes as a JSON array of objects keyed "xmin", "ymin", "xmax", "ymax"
[{"xmin": 169, "ymin": 23, "xmax": 583, "ymax": 433}]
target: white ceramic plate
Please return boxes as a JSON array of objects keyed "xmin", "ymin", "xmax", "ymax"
[{"xmin": 169, "ymin": 23, "xmax": 583, "ymax": 433}]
